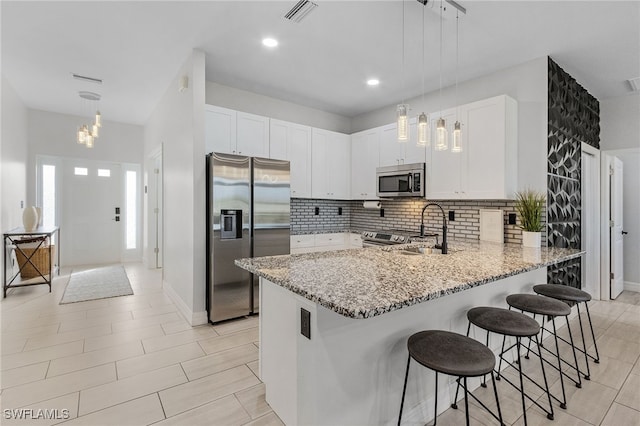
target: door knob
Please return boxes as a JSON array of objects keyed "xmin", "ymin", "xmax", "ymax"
[{"xmin": 622, "ymin": 230, "xmax": 628, "ymax": 235}]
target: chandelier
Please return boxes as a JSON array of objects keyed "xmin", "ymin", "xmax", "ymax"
[{"xmin": 76, "ymin": 91, "xmax": 102, "ymax": 148}]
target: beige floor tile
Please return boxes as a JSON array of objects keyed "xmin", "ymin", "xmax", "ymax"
[
  {"xmin": 587, "ymin": 354, "xmax": 635, "ymax": 390},
  {"xmin": 0, "ymin": 361, "xmax": 49, "ymax": 389},
  {"xmin": 38, "ymin": 309, "xmax": 88, "ymax": 323},
  {"xmin": 84, "ymin": 324, "xmax": 165, "ymax": 352},
  {"xmin": 78, "ymin": 364, "xmax": 187, "ymax": 416},
  {"xmin": 111, "ymin": 312, "xmax": 182, "ymax": 333},
  {"xmin": 235, "ymin": 383, "xmax": 271, "ymax": 420},
  {"xmin": 1, "ymin": 324, "xmax": 60, "ymax": 340},
  {"xmin": 546, "ymin": 374, "xmax": 618, "ymax": 425},
  {"xmin": 23, "ymin": 324, "xmax": 112, "ymax": 351},
  {"xmin": 5, "ymin": 311, "xmax": 84, "ymax": 332},
  {"xmin": 616, "ymin": 373, "xmax": 640, "ymax": 411},
  {"xmin": 141, "ymin": 326, "xmax": 217, "ymax": 353},
  {"xmin": 58, "ymin": 311, "xmax": 134, "ymax": 333},
  {"xmin": 242, "ymin": 412, "xmax": 285, "ymax": 426},
  {"xmin": 161, "ymin": 320, "xmax": 193, "ymax": 334},
  {"xmin": 596, "ymin": 334, "xmax": 640, "ymax": 364},
  {"xmin": 198, "ymin": 327, "xmax": 259, "ymax": 355},
  {"xmin": 181, "ymin": 343, "xmax": 258, "ymax": 381},
  {"xmin": 131, "ymin": 304, "xmax": 177, "ymax": 319},
  {"xmin": 1, "ymin": 392, "xmax": 79, "ymax": 426},
  {"xmin": 604, "ymin": 321, "xmax": 640, "ymax": 344},
  {"xmin": 614, "ymin": 291, "xmax": 640, "ymax": 306},
  {"xmin": 116, "ymin": 342, "xmax": 204, "ymax": 379},
  {"xmin": 617, "ymin": 310, "xmax": 640, "ymax": 327},
  {"xmin": 1, "ymin": 337, "xmax": 27, "ymax": 355},
  {"xmin": 213, "ymin": 316, "xmax": 259, "ymax": 335},
  {"xmin": 1, "ymin": 363, "xmax": 115, "ymax": 409},
  {"xmin": 155, "ymin": 395, "xmax": 250, "ymax": 426},
  {"xmin": 1, "ymin": 340, "xmax": 83, "ymax": 371},
  {"xmin": 510, "ymin": 405, "xmax": 591, "ymax": 426},
  {"xmin": 247, "ymin": 360, "xmax": 259, "ymax": 378},
  {"xmin": 64, "ymin": 394, "xmax": 164, "ymax": 426},
  {"xmin": 602, "ymin": 402, "xmax": 640, "ymax": 426},
  {"xmin": 48, "ymin": 341, "xmax": 144, "ymax": 377},
  {"xmin": 633, "ymin": 359, "xmax": 640, "ymax": 376},
  {"xmin": 84, "ymin": 302, "xmax": 147, "ymax": 319},
  {"xmin": 159, "ymin": 365, "xmax": 260, "ymax": 418},
  {"xmin": 588, "ymin": 300, "xmax": 629, "ymax": 318}
]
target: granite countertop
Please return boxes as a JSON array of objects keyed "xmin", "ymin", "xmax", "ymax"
[
  {"xmin": 235, "ymin": 241, "xmax": 583, "ymax": 319},
  {"xmin": 291, "ymin": 229, "xmax": 365, "ymax": 236}
]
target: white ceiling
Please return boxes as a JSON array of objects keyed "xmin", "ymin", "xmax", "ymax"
[{"xmin": 2, "ymin": 1, "xmax": 639, "ymax": 126}]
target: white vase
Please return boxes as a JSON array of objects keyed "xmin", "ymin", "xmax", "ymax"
[
  {"xmin": 35, "ymin": 207, "xmax": 42, "ymax": 226},
  {"xmin": 22, "ymin": 206, "xmax": 39, "ymax": 232},
  {"xmin": 522, "ymin": 231, "xmax": 541, "ymax": 248}
]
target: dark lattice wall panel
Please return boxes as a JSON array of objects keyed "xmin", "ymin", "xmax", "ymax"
[{"xmin": 547, "ymin": 58, "xmax": 600, "ymax": 289}]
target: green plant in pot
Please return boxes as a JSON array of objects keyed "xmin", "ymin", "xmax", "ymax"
[{"xmin": 514, "ymin": 189, "xmax": 545, "ymax": 248}]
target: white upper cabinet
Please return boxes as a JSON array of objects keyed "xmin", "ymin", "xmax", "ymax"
[
  {"xmin": 312, "ymin": 128, "xmax": 351, "ymax": 200},
  {"xmin": 426, "ymin": 95, "xmax": 518, "ymax": 200},
  {"xmin": 351, "ymin": 128, "xmax": 380, "ymax": 200},
  {"xmin": 204, "ymin": 105, "xmax": 269, "ymax": 157},
  {"xmin": 270, "ymin": 119, "xmax": 312, "ymax": 198},
  {"xmin": 378, "ymin": 118, "xmax": 427, "ymax": 167}
]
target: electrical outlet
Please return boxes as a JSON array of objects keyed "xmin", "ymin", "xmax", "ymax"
[
  {"xmin": 380, "ymin": 208, "xmax": 385, "ymax": 218},
  {"xmin": 508, "ymin": 213, "xmax": 517, "ymax": 225},
  {"xmin": 20, "ymin": 201, "xmax": 24, "ymax": 208},
  {"xmin": 301, "ymin": 308, "xmax": 311, "ymax": 339},
  {"xmin": 314, "ymin": 207, "xmax": 319, "ymax": 215},
  {"xmin": 338, "ymin": 207, "xmax": 342, "ymax": 216},
  {"xmin": 448, "ymin": 211, "xmax": 455, "ymax": 221}
]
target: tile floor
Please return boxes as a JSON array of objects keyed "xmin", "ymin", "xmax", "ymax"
[{"xmin": 1, "ymin": 263, "xmax": 639, "ymax": 425}]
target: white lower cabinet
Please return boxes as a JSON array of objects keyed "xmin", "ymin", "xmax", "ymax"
[{"xmin": 290, "ymin": 233, "xmax": 361, "ymax": 254}]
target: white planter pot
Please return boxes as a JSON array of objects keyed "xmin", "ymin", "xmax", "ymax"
[
  {"xmin": 22, "ymin": 206, "xmax": 39, "ymax": 232},
  {"xmin": 522, "ymin": 231, "xmax": 541, "ymax": 248}
]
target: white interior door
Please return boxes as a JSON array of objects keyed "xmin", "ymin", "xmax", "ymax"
[
  {"xmin": 154, "ymin": 153, "xmax": 163, "ymax": 268},
  {"xmin": 581, "ymin": 144, "xmax": 600, "ymax": 299},
  {"xmin": 610, "ymin": 156, "xmax": 624, "ymax": 299},
  {"xmin": 61, "ymin": 159, "xmax": 122, "ymax": 266}
]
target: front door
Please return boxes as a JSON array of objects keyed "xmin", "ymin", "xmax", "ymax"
[{"xmin": 61, "ymin": 159, "xmax": 122, "ymax": 265}]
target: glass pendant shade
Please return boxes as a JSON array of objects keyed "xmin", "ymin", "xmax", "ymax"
[
  {"xmin": 417, "ymin": 113, "xmax": 429, "ymax": 146},
  {"xmin": 435, "ymin": 117, "xmax": 448, "ymax": 151},
  {"xmin": 85, "ymin": 133, "xmax": 94, "ymax": 148},
  {"xmin": 452, "ymin": 121, "xmax": 462, "ymax": 152},
  {"xmin": 92, "ymin": 124, "xmax": 99, "ymax": 138},
  {"xmin": 95, "ymin": 111, "xmax": 102, "ymax": 127},
  {"xmin": 397, "ymin": 104, "xmax": 409, "ymax": 142},
  {"xmin": 77, "ymin": 126, "xmax": 86, "ymax": 144}
]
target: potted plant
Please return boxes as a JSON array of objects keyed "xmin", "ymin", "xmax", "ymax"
[{"xmin": 514, "ymin": 189, "xmax": 545, "ymax": 248}]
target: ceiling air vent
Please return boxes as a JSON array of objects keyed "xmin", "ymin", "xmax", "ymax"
[
  {"xmin": 627, "ymin": 77, "xmax": 640, "ymax": 92},
  {"xmin": 284, "ymin": 0, "xmax": 318, "ymax": 23}
]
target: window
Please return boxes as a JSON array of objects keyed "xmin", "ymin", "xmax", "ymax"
[
  {"xmin": 126, "ymin": 170, "xmax": 137, "ymax": 249},
  {"xmin": 42, "ymin": 165, "xmax": 56, "ymax": 227},
  {"xmin": 74, "ymin": 167, "xmax": 88, "ymax": 176},
  {"xmin": 97, "ymin": 169, "xmax": 111, "ymax": 177}
]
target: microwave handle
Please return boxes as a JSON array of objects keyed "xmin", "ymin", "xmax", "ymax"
[{"xmin": 407, "ymin": 173, "xmax": 413, "ymax": 192}]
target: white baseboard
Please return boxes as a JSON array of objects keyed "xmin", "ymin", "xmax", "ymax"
[
  {"xmin": 624, "ymin": 281, "xmax": 640, "ymax": 293},
  {"xmin": 162, "ymin": 280, "xmax": 208, "ymax": 326}
]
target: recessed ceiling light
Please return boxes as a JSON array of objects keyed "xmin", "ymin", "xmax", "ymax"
[
  {"xmin": 367, "ymin": 79, "xmax": 380, "ymax": 86},
  {"xmin": 262, "ymin": 38, "xmax": 279, "ymax": 48}
]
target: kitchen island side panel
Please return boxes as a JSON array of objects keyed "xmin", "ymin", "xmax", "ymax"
[{"xmin": 260, "ymin": 268, "xmax": 546, "ymax": 426}]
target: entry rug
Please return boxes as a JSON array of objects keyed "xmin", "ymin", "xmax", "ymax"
[{"xmin": 60, "ymin": 265, "xmax": 133, "ymax": 304}]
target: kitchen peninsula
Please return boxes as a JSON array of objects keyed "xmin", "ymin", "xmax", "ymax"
[{"xmin": 236, "ymin": 241, "xmax": 582, "ymax": 425}]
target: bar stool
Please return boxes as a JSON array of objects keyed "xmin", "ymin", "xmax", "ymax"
[
  {"xmin": 398, "ymin": 330, "xmax": 504, "ymax": 426},
  {"xmin": 533, "ymin": 284, "xmax": 601, "ymax": 381},
  {"xmin": 466, "ymin": 307, "xmax": 554, "ymax": 425},
  {"xmin": 506, "ymin": 293, "xmax": 582, "ymax": 409}
]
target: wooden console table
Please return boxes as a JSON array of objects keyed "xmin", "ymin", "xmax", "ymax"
[{"xmin": 3, "ymin": 226, "xmax": 60, "ymax": 297}]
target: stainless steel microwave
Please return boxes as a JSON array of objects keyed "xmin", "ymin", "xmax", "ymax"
[{"xmin": 376, "ymin": 162, "xmax": 425, "ymax": 197}]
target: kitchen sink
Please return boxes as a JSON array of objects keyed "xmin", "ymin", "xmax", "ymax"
[{"xmin": 400, "ymin": 247, "xmax": 443, "ymax": 255}]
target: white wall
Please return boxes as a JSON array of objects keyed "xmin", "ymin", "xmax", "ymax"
[
  {"xmin": 144, "ymin": 50, "xmax": 207, "ymax": 325},
  {"xmin": 351, "ymin": 57, "xmax": 549, "ymax": 192},
  {"xmin": 205, "ymin": 81, "xmax": 352, "ymax": 134},
  {"xmin": 600, "ymin": 93, "xmax": 640, "ymax": 288},
  {"xmin": 1, "ymin": 77, "xmax": 29, "ymax": 274}
]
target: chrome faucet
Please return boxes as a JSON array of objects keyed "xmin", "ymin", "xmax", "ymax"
[{"xmin": 420, "ymin": 202, "xmax": 448, "ymax": 254}]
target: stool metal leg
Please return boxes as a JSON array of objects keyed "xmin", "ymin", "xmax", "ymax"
[
  {"xmin": 398, "ymin": 354, "xmax": 411, "ymax": 426},
  {"xmin": 433, "ymin": 372, "xmax": 439, "ymax": 426},
  {"xmin": 584, "ymin": 302, "xmax": 601, "ymax": 364},
  {"xmin": 534, "ymin": 334, "xmax": 554, "ymax": 420},
  {"xmin": 463, "ymin": 377, "xmax": 469, "ymax": 426},
  {"xmin": 551, "ymin": 317, "xmax": 567, "ymax": 409},
  {"xmin": 575, "ymin": 303, "xmax": 591, "ymax": 380},
  {"xmin": 490, "ymin": 373, "xmax": 504, "ymax": 426},
  {"xmin": 496, "ymin": 333, "xmax": 507, "ymax": 380},
  {"xmin": 515, "ymin": 337, "xmax": 528, "ymax": 426},
  {"xmin": 565, "ymin": 317, "xmax": 582, "ymax": 389},
  {"xmin": 481, "ymin": 332, "xmax": 490, "ymax": 388}
]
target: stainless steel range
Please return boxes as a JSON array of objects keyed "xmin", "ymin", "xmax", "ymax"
[{"xmin": 361, "ymin": 230, "xmax": 413, "ymax": 247}]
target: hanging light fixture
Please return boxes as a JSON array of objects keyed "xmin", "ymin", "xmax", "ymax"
[
  {"xmin": 417, "ymin": 2, "xmax": 430, "ymax": 147},
  {"xmin": 76, "ymin": 91, "xmax": 102, "ymax": 148},
  {"xmin": 435, "ymin": 0, "xmax": 448, "ymax": 151},
  {"xmin": 396, "ymin": 0, "xmax": 408, "ymax": 142},
  {"xmin": 451, "ymin": 9, "xmax": 462, "ymax": 153}
]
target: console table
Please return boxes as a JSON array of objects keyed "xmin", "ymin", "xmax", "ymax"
[{"xmin": 3, "ymin": 226, "xmax": 60, "ymax": 297}]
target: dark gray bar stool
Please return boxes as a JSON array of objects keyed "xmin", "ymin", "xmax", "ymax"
[
  {"xmin": 398, "ymin": 330, "xmax": 504, "ymax": 426},
  {"xmin": 533, "ymin": 284, "xmax": 601, "ymax": 380},
  {"xmin": 466, "ymin": 307, "xmax": 554, "ymax": 425},
  {"xmin": 506, "ymin": 293, "xmax": 582, "ymax": 409}
]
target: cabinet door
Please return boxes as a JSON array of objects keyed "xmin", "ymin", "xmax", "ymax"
[
  {"xmin": 289, "ymin": 124, "xmax": 312, "ymax": 198},
  {"xmin": 205, "ymin": 105, "xmax": 236, "ymax": 154},
  {"xmin": 311, "ymin": 129, "xmax": 330, "ymax": 198},
  {"xmin": 426, "ymin": 110, "xmax": 460, "ymax": 199},
  {"xmin": 236, "ymin": 112, "xmax": 269, "ymax": 157},
  {"xmin": 378, "ymin": 123, "xmax": 404, "ymax": 167},
  {"xmin": 351, "ymin": 129, "xmax": 379, "ymax": 199},
  {"xmin": 269, "ymin": 119, "xmax": 289, "ymax": 160},
  {"xmin": 404, "ymin": 117, "xmax": 428, "ymax": 165},
  {"xmin": 329, "ymin": 132, "xmax": 351, "ymax": 200}
]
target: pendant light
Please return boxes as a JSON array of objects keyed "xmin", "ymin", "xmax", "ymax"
[
  {"xmin": 397, "ymin": 0, "xmax": 408, "ymax": 142},
  {"xmin": 435, "ymin": 0, "xmax": 448, "ymax": 151},
  {"xmin": 417, "ymin": 3, "xmax": 429, "ymax": 147},
  {"xmin": 451, "ymin": 10, "xmax": 462, "ymax": 153}
]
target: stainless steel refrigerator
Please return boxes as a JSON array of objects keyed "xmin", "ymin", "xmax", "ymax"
[{"xmin": 206, "ymin": 152, "xmax": 290, "ymax": 323}]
